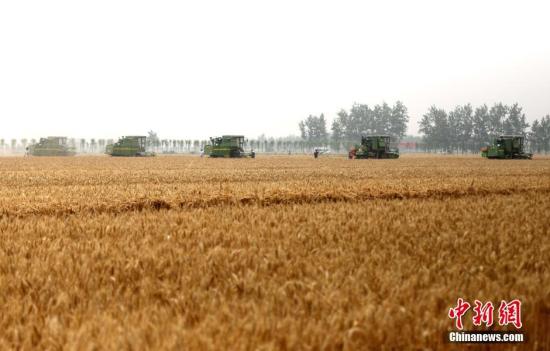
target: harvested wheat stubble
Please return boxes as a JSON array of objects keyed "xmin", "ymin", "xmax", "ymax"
[{"xmin": 0, "ymin": 155, "xmax": 549, "ymax": 350}]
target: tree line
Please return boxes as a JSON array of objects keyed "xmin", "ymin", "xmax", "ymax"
[
  {"xmin": 528, "ymin": 115, "xmax": 550, "ymax": 154},
  {"xmin": 2, "ymin": 102, "xmax": 550, "ymax": 154},
  {"xmin": 418, "ymin": 103, "xmax": 550, "ymax": 153},
  {"xmin": 299, "ymin": 102, "xmax": 409, "ymax": 151},
  {"xmin": 299, "ymin": 101, "xmax": 550, "ymax": 153},
  {"xmin": 420, "ymin": 103, "xmax": 529, "ymax": 153},
  {"xmin": 0, "ymin": 135, "xmax": 328, "ymax": 155}
]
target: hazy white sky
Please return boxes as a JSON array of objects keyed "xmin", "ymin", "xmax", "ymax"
[{"xmin": 1, "ymin": 0, "xmax": 549, "ymax": 140}]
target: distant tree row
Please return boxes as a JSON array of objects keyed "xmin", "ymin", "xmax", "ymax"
[
  {"xmin": 418, "ymin": 103, "xmax": 549, "ymax": 153},
  {"xmin": 530, "ymin": 115, "xmax": 550, "ymax": 153},
  {"xmin": 0, "ymin": 135, "xmax": 320, "ymax": 155},
  {"xmin": 298, "ymin": 114, "xmax": 329, "ymax": 143},
  {"xmin": 298, "ymin": 101, "xmax": 550, "ymax": 154},
  {"xmin": 298, "ymin": 101, "xmax": 410, "ymax": 151},
  {"xmin": 0, "ymin": 137, "xmax": 209, "ymax": 154},
  {"xmin": 2, "ymin": 102, "xmax": 549, "ymax": 155}
]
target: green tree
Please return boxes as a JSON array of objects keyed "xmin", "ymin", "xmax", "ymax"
[
  {"xmin": 503, "ymin": 103, "xmax": 529, "ymax": 135},
  {"xmin": 331, "ymin": 109, "xmax": 352, "ymax": 144},
  {"xmin": 298, "ymin": 114, "xmax": 328, "ymax": 144},
  {"xmin": 472, "ymin": 105, "xmax": 490, "ymax": 151},
  {"xmin": 446, "ymin": 105, "xmax": 473, "ymax": 153},
  {"xmin": 530, "ymin": 115, "xmax": 550, "ymax": 154},
  {"xmin": 419, "ymin": 106, "xmax": 450, "ymax": 152},
  {"xmin": 374, "ymin": 102, "xmax": 392, "ymax": 134},
  {"xmin": 148, "ymin": 131, "xmax": 160, "ymax": 151},
  {"xmin": 447, "ymin": 108, "xmax": 461, "ymax": 153},
  {"xmin": 459, "ymin": 104, "xmax": 474, "ymax": 152},
  {"xmin": 488, "ymin": 103, "xmax": 508, "ymax": 138},
  {"xmin": 331, "ymin": 102, "xmax": 409, "ymax": 147},
  {"xmin": 389, "ymin": 101, "xmax": 409, "ymax": 139},
  {"xmin": 349, "ymin": 104, "xmax": 373, "ymax": 137}
]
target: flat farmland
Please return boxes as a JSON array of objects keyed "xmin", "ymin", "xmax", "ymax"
[{"xmin": 0, "ymin": 155, "xmax": 549, "ymax": 350}]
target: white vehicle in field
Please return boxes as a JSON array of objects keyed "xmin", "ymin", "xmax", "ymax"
[
  {"xmin": 314, "ymin": 147, "xmax": 330, "ymax": 155},
  {"xmin": 313, "ymin": 147, "xmax": 331, "ymax": 158}
]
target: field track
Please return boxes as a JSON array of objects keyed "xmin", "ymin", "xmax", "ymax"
[{"xmin": 0, "ymin": 155, "xmax": 549, "ymax": 350}]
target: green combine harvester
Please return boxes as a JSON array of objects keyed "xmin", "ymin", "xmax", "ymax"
[
  {"xmin": 105, "ymin": 136, "xmax": 155, "ymax": 157},
  {"xmin": 349, "ymin": 135, "xmax": 399, "ymax": 159},
  {"xmin": 27, "ymin": 137, "xmax": 76, "ymax": 156},
  {"xmin": 481, "ymin": 135, "xmax": 532, "ymax": 159},
  {"xmin": 204, "ymin": 135, "xmax": 255, "ymax": 158}
]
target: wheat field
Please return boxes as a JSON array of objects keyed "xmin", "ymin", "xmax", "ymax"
[{"xmin": 0, "ymin": 155, "xmax": 549, "ymax": 350}]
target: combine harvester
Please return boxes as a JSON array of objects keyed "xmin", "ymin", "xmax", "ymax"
[
  {"xmin": 105, "ymin": 136, "xmax": 155, "ymax": 157},
  {"xmin": 204, "ymin": 135, "xmax": 255, "ymax": 158},
  {"xmin": 27, "ymin": 137, "xmax": 76, "ymax": 156},
  {"xmin": 349, "ymin": 135, "xmax": 399, "ymax": 159},
  {"xmin": 481, "ymin": 135, "xmax": 532, "ymax": 159}
]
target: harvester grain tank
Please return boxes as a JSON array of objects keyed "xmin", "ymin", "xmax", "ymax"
[
  {"xmin": 105, "ymin": 136, "xmax": 155, "ymax": 157},
  {"xmin": 27, "ymin": 137, "xmax": 76, "ymax": 156},
  {"xmin": 204, "ymin": 135, "xmax": 255, "ymax": 158},
  {"xmin": 481, "ymin": 135, "xmax": 532, "ymax": 159},
  {"xmin": 349, "ymin": 135, "xmax": 399, "ymax": 159}
]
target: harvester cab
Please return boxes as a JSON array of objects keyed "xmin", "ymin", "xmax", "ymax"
[
  {"xmin": 27, "ymin": 137, "xmax": 76, "ymax": 156},
  {"xmin": 106, "ymin": 136, "xmax": 155, "ymax": 157},
  {"xmin": 204, "ymin": 135, "xmax": 255, "ymax": 158},
  {"xmin": 481, "ymin": 135, "xmax": 532, "ymax": 159},
  {"xmin": 349, "ymin": 135, "xmax": 399, "ymax": 159}
]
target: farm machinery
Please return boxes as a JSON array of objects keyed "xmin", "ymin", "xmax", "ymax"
[
  {"xmin": 481, "ymin": 135, "xmax": 532, "ymax": 159},
  {"xmin": 204, "ymin": 135, "xmax": 256, "ymax": 158},
  {"xmin": 204, "ymin": 135, "xmax": 255, "ymax": 158},
  {"xmin": 27, "ymin": 137, "xmax": 76, "ymax": 156},
  {"xmin": 105, "ymin": 136, "xmax": 155, "ymax": 157},
  {"xmin": 349, "ymin": 135, "xmax": 399, "ymax": 159}
]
